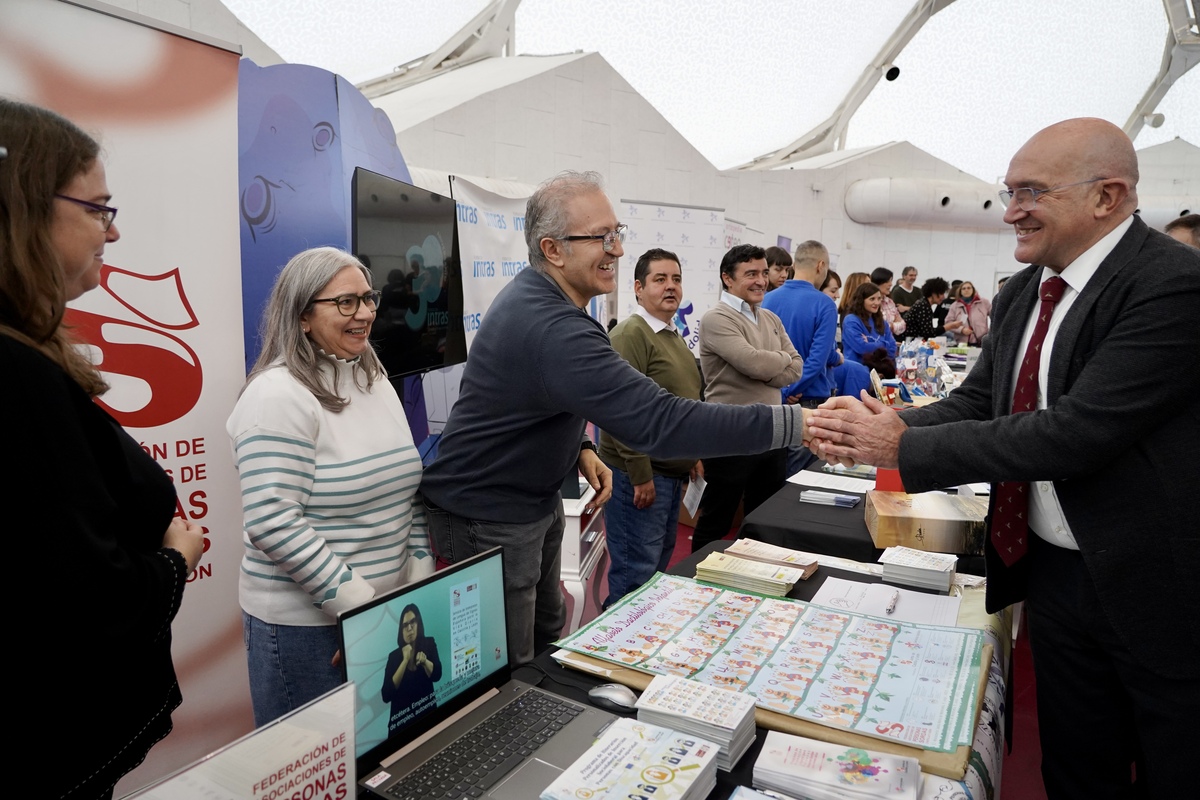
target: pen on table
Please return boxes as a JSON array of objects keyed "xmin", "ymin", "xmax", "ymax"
[{"xmin": 885, "ymin": 590, "xmax": 900, "ymax": 615}]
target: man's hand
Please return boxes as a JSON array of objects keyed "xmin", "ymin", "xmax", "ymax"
[
  {"xmin": 807, "ymin": 392, "xmax": 906, "ymax": 469},
  {"xmin": 690, "ymin": 461, "xmax": 704, "ymax": 483},
  {"xmin": 579, "ymin": 447, "xmax": 613, "ymax": 510},
  {"xmin": 633, "ymin": 480, "xmax": 656, "ymax": 509}
]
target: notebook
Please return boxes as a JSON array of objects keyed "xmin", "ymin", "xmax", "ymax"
[{"xmin": 338, "ymin": 547, "xmax": 617, "ymax": 799}]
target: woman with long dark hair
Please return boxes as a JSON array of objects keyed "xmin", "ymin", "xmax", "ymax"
[
  {"xmin": 841, "ymin": 282, "xmax": 897, "ymax": 365},
  {"xmin": 1, "ymin": 98, "xmax": 204, "ymax": 799},
  {"xmin": 381, "ymin": 603, "xmax": 443, "ymax": 731}
]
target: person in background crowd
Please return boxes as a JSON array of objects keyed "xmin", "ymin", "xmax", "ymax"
[
  {"xmin": 809, "ymin": 117, "xmax": 1200, "ymax": 800},
  {"xmin": 762, "ymin": 240, "xmax": 841, "ymax": 474},
  {"xmin": 903, "ymin": 277, "xmax": 949, "ymax": 339},
  {"xmin": 764, "ymin": 245, "xmax": 792, "ymax": 292},
  {"xmin": 820, "ymin": 269, "xmax": 842, "ymax": 302},
  {"xmin": 693, "ymin": 244, "xmax": 802, "ymax": 551},
  {"xmin": 841, "ymin": 282, "xmax": 897, "ymax": 365},
  {"xmin": 870, "ymin": 267, "xmax": 906, "ymax": 337},
  {"xmin": 1164, "ymin": 213, "xmax": 1199, "ymax": 247},
  {"xmin": 598, "ymin": 248, "xmax": 703, "ymax": 606},
  {"xmin": 227, "ymin": 247, "xmax": 431, "ymax": 726},
  {"xmin": 891, "ymin": 265, "xmax": 920, "ymax": 313},
  {"xmin": 944, "ymin": 281, "xmax": 992, "ymax": 345},
  {"xmin": 836, "ymin": 271, "xmax": 870, "ymax": 327},
  {"xmin": 935, "ymin": 279, "xmax": 961, "ymax": 331},
  {"xmin": 1, "ymin": 98, "xmax": 205, "ymax": 799},
  {"xmin": 419, "ymin": 172, "xmax": 815, "ymax": 665}
]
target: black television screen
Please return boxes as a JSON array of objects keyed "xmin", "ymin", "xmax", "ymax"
[{"xmin": 352, "ymin": 167, "xmax": 466, "ymax": 379}]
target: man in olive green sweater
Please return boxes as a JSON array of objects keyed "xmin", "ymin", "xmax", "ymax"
[
  {"xmin": 693, "ymin": 244, "xmax": 803, "ymax": 551},
  {"xmin": 599, "ymin": 248, "xmax": 704, "ymax": 605}
]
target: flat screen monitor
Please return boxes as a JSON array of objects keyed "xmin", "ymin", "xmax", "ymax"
[{"xmin": 351, "ymin": 167, "xmax": 466, "ymax": 379}]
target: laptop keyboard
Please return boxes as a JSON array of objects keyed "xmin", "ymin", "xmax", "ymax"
[{"xmin": 386, "ymin": 690, "xmax": 585, "ymax": 800}]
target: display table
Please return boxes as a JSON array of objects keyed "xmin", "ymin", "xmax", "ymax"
[
  {"xmin": 742, "ymin": 473, "xmax": 986, "ymax": 576},
  {"xmin": 532, "ymin": 541, "xmax": 1009, "ymax": 799}
]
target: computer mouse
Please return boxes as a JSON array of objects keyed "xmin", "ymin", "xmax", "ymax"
[{"xmin": 587, "ymin": 682, "xmax": 639, "ymax": 712}]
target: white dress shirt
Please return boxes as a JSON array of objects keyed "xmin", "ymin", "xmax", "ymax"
[
  {"xmin": 1011, "ymin": 215, "xmax": 1133, "ymax": 549},
  {"xmin": 633, "ymin": 303, "xmax": 676, "ymax": 334},
  {"xmin": 719, "ymin": 290, "xmax": 758, "ymax": 325}
]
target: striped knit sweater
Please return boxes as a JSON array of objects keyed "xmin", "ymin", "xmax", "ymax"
[{"xmin": 227, "ymin": 356, "xmax": 429, "ymax": 626}]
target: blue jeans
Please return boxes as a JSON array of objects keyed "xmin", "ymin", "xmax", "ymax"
[
  {"xmin": 243, "ymin": 612, "xmax": 343, "ymax": 727},
  {"xmin": 422, "ymin": 496, "xmax": 566, "ymax": 666},
  {"xmin": 604, "ymin": 468, "xmax": 684, "ymax": 606}
]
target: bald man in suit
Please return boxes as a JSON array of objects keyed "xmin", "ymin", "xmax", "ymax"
[{"xmin": 807, "ymin": 118, "xmax": 1200, "ymax": 799}]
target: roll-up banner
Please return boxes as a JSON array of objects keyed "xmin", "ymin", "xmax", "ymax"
[
  {"xmin": 619, "ymin": 201, "xmax": 726, "ymax": 353},
  {"xmin": 1, "ymin": 0, "xmax": 250, "ymax": 790}
]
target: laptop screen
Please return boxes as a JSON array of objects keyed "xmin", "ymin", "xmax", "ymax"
[{"xmin": 339, "ymin": 548, "xmax": 510, "ymax": 761}]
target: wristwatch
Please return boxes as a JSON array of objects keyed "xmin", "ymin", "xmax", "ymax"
[{"xmin": 580, "ymin": 440, "xmax": 598, "ymax": 454}]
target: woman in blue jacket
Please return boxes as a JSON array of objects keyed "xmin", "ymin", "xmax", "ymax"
[{"xmin": 841, "ymin": 282, "xmax": 897, "ymax": 364}]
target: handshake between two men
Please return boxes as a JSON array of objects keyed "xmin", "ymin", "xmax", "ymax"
[{"xmin": 801, "ymin": 393, "xmax": 907, "ymax": 470}]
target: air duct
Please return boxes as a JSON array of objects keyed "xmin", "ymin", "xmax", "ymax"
[{"xmin": 844, "ymin": 178, "xmax": 1008, "ymax": 228}]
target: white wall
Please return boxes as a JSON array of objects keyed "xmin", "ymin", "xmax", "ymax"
[
  {"xmin": 388, "ymin": 53, "xmax": 1022, "ymax": 299},
  {"xmin": 100, "ymin": 0, "xmax": 284, "ymax": 65}
]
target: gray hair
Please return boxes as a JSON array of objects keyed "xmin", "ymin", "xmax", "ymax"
[
  {"xmin": 247, "ymin": 246, "xmax": 384, "ymax": 412},
  {"xmin": 525, "ymin": 170, "xmax": 606, "ymax": 272},
  {"xmin": 792, "ymin": 240, "xmax": 828, "ymax": 270}
]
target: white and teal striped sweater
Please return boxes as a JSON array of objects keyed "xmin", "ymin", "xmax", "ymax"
[{"xmin": 227, "ymin": 356, "xmax": 430, "ymax": 626}]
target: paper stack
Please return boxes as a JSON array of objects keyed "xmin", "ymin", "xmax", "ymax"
[
  {"xmin": 540, "ymin": 717, "xmax": 718, "ymax": 800},
  {"xmin": 878, "ymin": 546, "xmax": 958, "ymax": 591},
  {"xmin": 634, "ymin": 674, "xmax": 757, "ymax": 771},
  {"xmin": 753, "ymin": 731, "xmax": 922, "ymax": 800},
  {"xmin": 724, "ymin": 538, "xmax": 819, "ymax": 579},
  {"xmin": 695, "ymin": 551, "xmax": 804, "ymax": 596}
]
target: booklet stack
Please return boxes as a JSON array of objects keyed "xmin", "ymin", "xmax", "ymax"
[
  {"xmin": 634, "ymin": 674, "xmax": 757, "ymax": 771},
  {"xmin": 799, "ymin": 489, "xmax": 861, "ymax": 508},
  {"xmin": 724, "ymin": 538, "xmax": 819, "ymax": 579},
  {"xmin": 540, "ymin": 718, "xmax": 718, "ymax": 800},
  {"xmin": 878, "ymin": 546, "xmax": 958, "ymax": 591},
  {"xmin": 753, "ymin": 731, "xmax": 922, "ymax": 800},
  {"xmin": 695, "ymin": 551, "xmax": 804, "ymax": 596}
]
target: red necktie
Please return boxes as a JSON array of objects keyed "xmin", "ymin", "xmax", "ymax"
[{"xmin": 991, "ymin": 276, "xmax": 1068, "ymax": 566}]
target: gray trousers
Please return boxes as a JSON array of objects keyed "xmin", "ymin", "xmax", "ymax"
[{"xmin": 422, "ymin": 496, "xmax": 566, "ymax": 665}]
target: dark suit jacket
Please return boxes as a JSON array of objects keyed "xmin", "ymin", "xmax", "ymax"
[{"xmin": 895, "ymin": 216, "xmax": 1200, "ymax": 678}]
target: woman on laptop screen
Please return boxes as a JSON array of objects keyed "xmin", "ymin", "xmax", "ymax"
[
  {"xmin": 228, "ymin": 247, "xmax": 432, "ymax": 726},
  {"xmin": 382, "ymin": 602, "xmax": 443, "ymax": 731}
]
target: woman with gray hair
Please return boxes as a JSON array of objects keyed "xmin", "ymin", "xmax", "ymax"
[{"xmin": 227, "ymin": 246, "xmax": 431, "ymax": 726}]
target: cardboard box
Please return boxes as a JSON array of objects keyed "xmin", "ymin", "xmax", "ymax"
[{"xmin": 865, "ymin": 491, "xmax": 988, "ymax": 555}]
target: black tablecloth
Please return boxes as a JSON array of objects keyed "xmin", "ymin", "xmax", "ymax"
[{"xmin": 741, "ymin": 477, "xmax": 985, "ymax": 576}]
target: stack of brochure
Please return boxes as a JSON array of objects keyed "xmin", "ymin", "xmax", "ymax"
[
  {"xmin": 724, "ymin": 538, "xmax": 819, "ymax": 579},
  {"xmin": 753, "ymin": 731, "xmax": 922, "ymax": 800},
  {"xmin": 634, "ymin": 674, "xmax": 757, "ymax": 771},
  {"xmin": 540, "ymin": 718, "xmax": 718, "ymax": 800},
  {"xmin": 695, "ymin": 551, "xmax": 804, "ymax": 596},
  {"xmin": 878, "ymin": 546, "xmax": 958, "ymax": 591}
]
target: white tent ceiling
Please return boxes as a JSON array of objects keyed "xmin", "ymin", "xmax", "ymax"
[{"xmin": 223, "ymin": 0, "xmax": 1198, "ymax": 182}]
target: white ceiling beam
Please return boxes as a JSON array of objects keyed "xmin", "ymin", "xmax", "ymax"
[{"xmin": 1124, "ymin": 0, "xmax": 1200, "ymax": 140}]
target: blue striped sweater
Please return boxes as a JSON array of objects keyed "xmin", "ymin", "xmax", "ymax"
[{"xmin": 227, "ymin": 357, "xmax": 429, "ymax": 626}]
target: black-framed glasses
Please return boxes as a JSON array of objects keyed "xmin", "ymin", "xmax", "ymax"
[
  {"xmin": 560, "ymin": 224, "xmax": 627, "ymax": 253},
  {"xmin": 998, "ymin": 178, "xmax": 1106, "ymax": 212},
  {"xmin": 55, "ymin": 194, "xmax": 118, "ymax": 231},
  {"xmin": 310, "ymin": 290, "xmax": 382, "ymax": 316}
]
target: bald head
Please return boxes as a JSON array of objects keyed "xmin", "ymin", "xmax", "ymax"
[{"xmin": 1003, "ymin": 118, "xmax": 1139, "ymax": 270}]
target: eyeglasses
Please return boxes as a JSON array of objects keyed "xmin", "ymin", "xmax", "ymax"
[
  {"xmin": 560, "ymin": 224, "xmax": 627, "ymax": 253},
  {"xmin": 310, "ymin": 290, "xmax": 382, "ymax": 316},
  {"xmin": 55, "ymin": 194, "xmax": 118, "ymax": 232},
  {"xmin": 998, "ymin": 178, "xmax": 1106, "ymax": 212}
]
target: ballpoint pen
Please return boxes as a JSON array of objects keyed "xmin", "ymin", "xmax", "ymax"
[{"xmin": 885, "ymin": 590, "xmax": 900, "ymax": 615}]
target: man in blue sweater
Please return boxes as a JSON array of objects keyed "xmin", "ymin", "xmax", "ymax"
[
  {"xmin": 761, "ymin": 240, "xmax": 841, "ymax": 474},
  {"xmin": 420, "ymin": 172, "xmax": 813, "ymax": 664}
]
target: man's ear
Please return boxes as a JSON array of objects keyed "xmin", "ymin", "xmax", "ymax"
[
  {"xmin": 540, "ymin": 236, "xmax": 567, "ymax": 269},
  {"xmin": 1094, "ymin": 179, "xmax": 1132, "ymax": 220}
]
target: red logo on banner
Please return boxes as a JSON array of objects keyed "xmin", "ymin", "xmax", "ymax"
[{"xmin": 65, "ymin": 265, "xmax": 203, "ymax": 427}]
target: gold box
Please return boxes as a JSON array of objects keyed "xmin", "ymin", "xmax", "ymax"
[{"xmin": 865, "ymin": 490, "xmax": 988, "ymax": 555}]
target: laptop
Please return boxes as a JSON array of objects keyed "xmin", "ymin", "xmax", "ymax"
[{"xmin": 338, "ymin": 547, "xmax": 618, "ymax": 799}]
